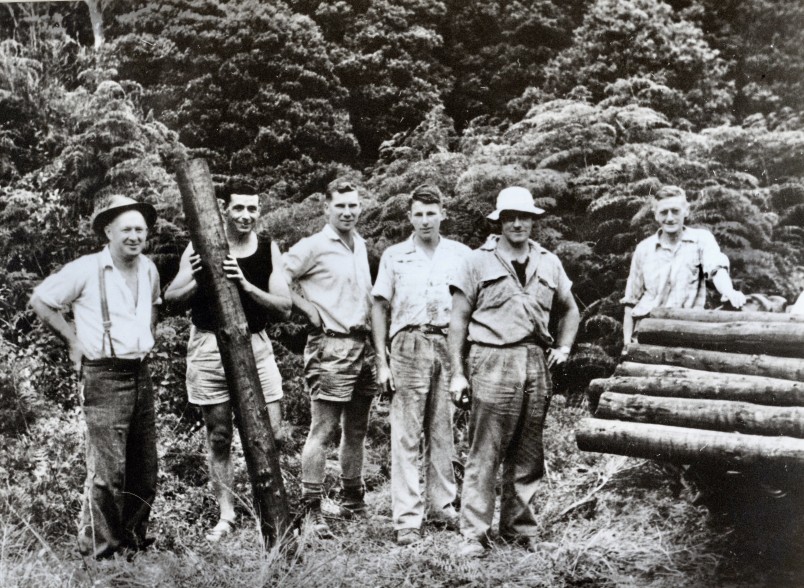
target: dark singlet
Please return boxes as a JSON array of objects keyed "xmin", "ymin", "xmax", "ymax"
[
  {"xmin": 512, "ymin": 257, "xmax": 529, "ymax": 287},
  {"xmin": 190, "ymin": 238, "xmax": 273, "ymax": 333}
]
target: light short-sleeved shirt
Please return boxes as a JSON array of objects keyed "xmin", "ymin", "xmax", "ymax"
[
  {"xmin": 283, "ymin": 224, "xmax": 373, "ymax": 334},
  {"xmin": 622, "ymin": 227, "xmax": 730, "ymax": 318},
  {"xmin": 450, "ymin": 236, "xmax": 573, "ymax": 347},
  {"xmin": 372, "ymin": 235, "xmax": 471, "ymax": 338},
  {"xmin": 33, "ymin": 246, "xmax": 161, "ymax": 360}
]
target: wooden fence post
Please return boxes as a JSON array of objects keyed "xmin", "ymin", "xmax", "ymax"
[{"xmin": 175, "ymin": 158, "xmax": 290, "ymax": 545}]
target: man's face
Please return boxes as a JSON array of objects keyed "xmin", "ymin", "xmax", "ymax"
[
  {"xmin": 224, "ymin": 194, "xmax": 260, "ymax": 236},
  {"xmin": 326, "ymin": 190, "xmax": 361, "ymax": 233},
  {"xmin": 499, "ymin": 210, "xmax": 534, "ymax": 246},
  {"xmin": 409, "ymin": 201, "xmax": 444, "ymax": 243},
  {"xmin": 105, "ymin": 210, "xmax": 148, "ymax": 259},
  {"xmin": 653, "ymin": 196, "xmax": 689, "ymax": 235}
]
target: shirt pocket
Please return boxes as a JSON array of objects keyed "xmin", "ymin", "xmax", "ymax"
[
  {"xmin": 477, "ymin": 275, "xmax": 518, "ymax": 310},
  {"xmin": 534, "ymin": 273, "xmax": 557, "ymax": 311}
]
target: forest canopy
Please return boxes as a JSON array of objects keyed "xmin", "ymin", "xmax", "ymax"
[{"xmin": 1, "ymin": 0, "xmax": 803, "ymax": 409}]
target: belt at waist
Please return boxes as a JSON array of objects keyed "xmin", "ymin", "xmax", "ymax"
[
  {"xmin": 82, "ymin": 357, "xmax": 146, "ymax": 370},
  {"xmin": 397, "ymin": 324, "xmax": 449, "ymax": 336},
  {"xmin": 471, "ymin": 336, "xmax": 548, "ymax": 350},
  {"xmin": 321, "ymin": 327, "xmax": 371, "ymax": 339}
]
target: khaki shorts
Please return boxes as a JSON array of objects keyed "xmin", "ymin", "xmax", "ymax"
[
  {"xmin": 186, "ymin": 327, "xmax": 283, "ymax": 405},
  {"xmin": 303, "ymin": 332, "xmax": 377, "ymax": 402}
]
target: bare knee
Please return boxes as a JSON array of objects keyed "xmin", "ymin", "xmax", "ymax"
[{"xmin": 203, "ymin": 403, "xmax": 233, "ymax": 458}]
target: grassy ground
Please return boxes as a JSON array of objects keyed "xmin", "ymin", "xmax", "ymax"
[{"xmin": 1, "ymin": 397, "xmax": 802, "ymax": 588}]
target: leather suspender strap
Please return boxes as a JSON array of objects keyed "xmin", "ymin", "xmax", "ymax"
[{"xmin": 98, "ymin": 256, "xmax": 117, "ymax": 359}]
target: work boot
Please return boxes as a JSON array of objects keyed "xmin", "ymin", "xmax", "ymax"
[
  {"xmin": 303, "ymin": 498, "xmax": 333, "ymax": 539},
  {"xmin": 338, "ymin": 484, "xmax": 367, "ymax": 519},
  {"xmin": 426, "ymin": 505, "xmax": 459, "ymax": 530}
]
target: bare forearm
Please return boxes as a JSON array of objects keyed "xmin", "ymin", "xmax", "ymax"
[
  {"xmin": 555, "ymin": 307, "xmax": 580, "ymax": 349},
  {"xmin": 371, "ymin": 300, "xmax": 390, "ymax": 364},
  {"xmin": 290, "ymin": 290, "xmax": 320, "ymax": 325},
  {"xmin": 623, "ymin": 306, "xmax": 635, "ymax": 345},
  {"xmin": 242, "ymin": 282, "xmax": 292, "ymax": 317},
  {"xmin": 164, "ymin": 274, "xmax": 197, "ymax": 303},
  {"xmin": 30, "ymin": 296, "xmax": 77, "ymax": 346},
  {"xmin": 448, "ymin": 295, "xmax": 471, "ymax": 379}
]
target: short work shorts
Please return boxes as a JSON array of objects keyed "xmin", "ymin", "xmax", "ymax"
[
  {"xmin": 185, "ymin": 327, "xmax": 283, "ymax": 405},
  {"xmin": 303, "ymin": 332, "xmax": 377, "ymax": 402}
]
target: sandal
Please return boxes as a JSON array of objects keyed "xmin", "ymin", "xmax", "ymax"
[{"xmin": 205, "ymin": 518, "xmax": 236, "ymax": 542}]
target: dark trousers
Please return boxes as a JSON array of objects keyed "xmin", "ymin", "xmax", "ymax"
[{"xmin": 78, "ymin": 360, "xmax": 157, "ymax": 558}]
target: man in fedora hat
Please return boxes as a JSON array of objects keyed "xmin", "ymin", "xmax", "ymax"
[
  {"xmin": 448, "ymin": 186, "xmax": 580, "ymax": 557},
  {"xmin": 30, "ymin": 194, "xmax": 161, "ymax": 558}
]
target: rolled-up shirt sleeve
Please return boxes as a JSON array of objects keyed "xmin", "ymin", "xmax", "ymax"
[
  {"xmin": 449, "ymin": 254, "xmax": 478, "ymax": 307},
  {"xmin": 371, "ymin": 251, "xmax": 394, "ymax": 301},
  {"xmin": 620, "ymin": 248, "xmax": 644, "ymax": 306},
  {"xmin": 283, "ymin": 238, "xmax": 314, "ymax": 281},
  {"xmin": 32, "ymin": 259, "xmax": 86, "ymax": 310},
  {"xmin": 699, "ymin": 230, "xmax": 730, "ymax": 279}
]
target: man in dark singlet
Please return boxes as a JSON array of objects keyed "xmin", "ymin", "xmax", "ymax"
[{"xmin": 165, "ymin": 190, "xmax": 291, "ymax": 542}]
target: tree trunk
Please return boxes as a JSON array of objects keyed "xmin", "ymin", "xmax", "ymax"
[
  {"xmin": 589, "ymin": 373, "xmax": 804, "ymax": 406},
  {"xmin": 636, "ymin": 318, "xmax": 804, "ymax": 358},
  {"xmin": 649, "ymin": 308, "xmax": 804, "ymax": 323},
  {"xmin": 175, "ymin": 158, "xmax": 290, "ymax": 545},
  {"xmin": 575, "ymin": 418, "xmax": 804, "ymax": 469},
  {"xmin": 84, "ymin": 0, "xmax": 104, "ymax": 49},
  {"xmin": 596, "ymin": 392, "xmax": 804, "ymax": 437},
  {"xmin": 622, "ymin": 344, "xmax": 804, "ymax": 382}
]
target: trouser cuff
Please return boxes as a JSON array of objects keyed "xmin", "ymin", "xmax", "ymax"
[{"xmin": 302, "ymin": 482, "xmax": 324, "ymax": 500}]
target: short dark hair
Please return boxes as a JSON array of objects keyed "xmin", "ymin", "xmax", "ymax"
[
  {"xmin": 217, "ymin": 180, "xmax": 258, "ymax": 205},
  {"xmin": 409, "ymin": 184, "xmax": 443, "ymax": 209},
  {"xmin": 326, "ymin": 180, "xmax": 359, "ymax": 201}
]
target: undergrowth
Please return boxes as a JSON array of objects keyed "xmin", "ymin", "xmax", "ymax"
[{"xmin": 1, "ymin": 387, "xmax": 801, "ymax": 587}]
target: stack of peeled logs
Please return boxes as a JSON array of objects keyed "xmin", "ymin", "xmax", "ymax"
[{"xmin": 576, "ymin": 308, "xmax": 804, "ymax": 485}]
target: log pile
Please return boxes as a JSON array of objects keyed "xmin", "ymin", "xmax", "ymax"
[{"xmin": 576, "ymin": 308, "xmax": 804, "ymax": 474}]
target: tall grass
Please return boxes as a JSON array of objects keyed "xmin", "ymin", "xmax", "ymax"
[{"xmin": 2, "ymin": 394, "xmax": 802, "ymax": 587}]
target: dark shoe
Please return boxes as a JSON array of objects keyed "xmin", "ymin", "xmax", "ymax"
[
  {"xmin": 426, "ymin": 506, "xmax": 459, "ymax": 530},
  {"xmin": 338, "ymin": 485, "xmax": 367, "ymax": 519},
  {"xmin": 303, "ymin": 498, "xmax": 334, "ymax": 539},
  {"xmin": 396, "ymin": 528, "xmax": 421, "ymax": 546}
]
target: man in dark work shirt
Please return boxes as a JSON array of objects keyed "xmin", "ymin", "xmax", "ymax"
[
  {"xmin": 448, "ymin": 186, "xmax": 580, "ymax": 557},
  {"xmin": 165, "ymin": 190, "xmax": 291, "ymax": 542}
]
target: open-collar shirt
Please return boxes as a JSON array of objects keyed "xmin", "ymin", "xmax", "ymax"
[
  {"xmin": 450, "ymin": 236, "xmax": 572, "ymax": 346},
  {"xmin": 33, "ymin": 246, "xmax": 161, "ymax": 359},
  {"xmin": 283, "ymin": 223, "xmax": 373, "ymax": 334},
  {"xmin": 372, "ymin": 235, "xmax": 471, "ymax": 338},
  {"xmin": 622, "ymin": 226, "xmax": 730, "ymax": 318}
]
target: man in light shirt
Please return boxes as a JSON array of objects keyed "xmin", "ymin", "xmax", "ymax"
[
  {"xmin": 30, "ymin": 195, "xmax": 161, "ymax": 559},
  {"xmin": 284, "ymin": 180, "xmax": 377, "ymax": 537},
  {"xmin": 371, "ymin": 185, "xmax": 471, "ymax": 545},
  {"xmin": 622, "ymin": 185, "xmax": 746, "ymax": 344},
  {"xmin": 449, "ymin": 186, "xmax": 580, "ymax": 557}
]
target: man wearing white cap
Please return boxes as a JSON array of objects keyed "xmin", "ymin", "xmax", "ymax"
[
  {"xmin": 30, "ymin": 194, "xmax": 161, "ymax": 558},
  {"xmin": 448, "ymin": 186, "xmax": 580, "ymax": 556}
]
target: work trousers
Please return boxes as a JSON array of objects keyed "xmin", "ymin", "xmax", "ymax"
[
  {"xmin": 389, "ymin": 330, "xmax": 457, "ymax": 530},
  {"xmin": 460, "ymin": 343, "xmax": 550, "ymax": 542},
  {"xmin": 78, "ymin": 360, "xmax": 157, "ymax": 558}
]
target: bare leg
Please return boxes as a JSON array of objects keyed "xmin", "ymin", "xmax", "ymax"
[{"xmin": 202, "ymin": 402, "xmax": 235, "ymax": 526}]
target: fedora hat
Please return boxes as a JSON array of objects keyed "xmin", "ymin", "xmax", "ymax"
[
  {"xmin": 487, "ymin": 186, "xmax": 545, "ymax": 221},
  {"xmin": 91, "ymin": 195, "xmax": 157, "ymax": 238}
]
